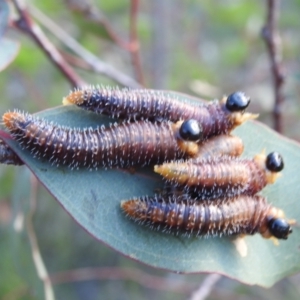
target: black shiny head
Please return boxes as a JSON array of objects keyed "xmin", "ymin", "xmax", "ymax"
[
  {"xmin": 225, "ymin": 92, "xmax": 250, "ymax": 112},
  {"xmin": 179, "ymin": 119, "xmax": 202, "ymax": 141},
  {"xmin": 266, "ymin": 152, "xmax": 284, "ymax": 172},
  {"xmin": 268, "ymin": 218, "xmax": 292, "ymax": 240}
]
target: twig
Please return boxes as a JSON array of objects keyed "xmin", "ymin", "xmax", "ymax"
[
  {"xmin": 11, "ymin": 0, "xmax": 86, "ymax": 88},
  {"xmin": 65, "ymin": 0, "xmax": 136, "ymax": 51},
  {"xmin": 49, "ymin": 267, "xmax": 195, "ymax": 294},
  {"xmin": 27, "ymin": 175, "xmax": 55, "ymax": 300},
  {"xmin": 129, "ymin": 0, "xmax": 145, "ymax": 85},
  {"xmin": 261, "ymin": 0, "xmax": 285, "ymax": 133},
  {"xmin": 188, "ymin": 274, "xmax": 221, "ymax": 300},
  {"xmin": 65, "ymin": 0, "xmax": 144, "ymax": 85},
  {"xmin": 29, "ymin": 6, "xmax": 142, "ymax": 88}
]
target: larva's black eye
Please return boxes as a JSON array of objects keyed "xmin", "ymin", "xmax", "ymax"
[
  {"xmin": 268, "ymin": 218, "xmax": 292, "ymax": 240},
  {"xmin": 179, "ymin": 119, "xmax": 202, "ymax": 141},
  {"xmin": 266, "ymin": 152, "xmax": 284, "ymax": 172},
  {"xmin": 225, "ymin": 92, "xmax": 250, "ymax": 112}
]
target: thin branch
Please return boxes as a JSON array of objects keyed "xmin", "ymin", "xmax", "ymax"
[
  {"xmin": 188, "ymin": 274, "xmax": 221, "ymax": 300},
  {"xmin": 49, "ymin": 267, "xmax": 195, "ymax": 294},
  {"xmin": 29, "ymin": 6, "xmax": 142, "ymax": 88},
  {"xmin": 65, "ymin": 0, "xmax": 137, "ymax": 51},
  {"xmin": 65, "ymin": 0, "xmax": 145, "ymax": 85},
  {"xmin": 261, "ymin": 0, "xmax": 285, "ymax": 133},
  {"xmin": 11, "ymin": 0, "xmax": 86, "ymax": 88},
  {"xmin": 129, "ymin": 0, "xmax": 145, "ymax": 85},
  {"xmin": 27, "ymin": 175, "xmax": 55, "ymax": 300}
]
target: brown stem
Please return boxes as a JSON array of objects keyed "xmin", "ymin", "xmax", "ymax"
[
  {"xmin": 11, "ymin": 0, "xmax": 86, "ymax": 88},
  {"xmin": 27, "ymin": 176, "xmax": 55, "ymax": 300},
  {"xmin": 129, "ymin": 0, "xmax": 145, "ymax": 85},
  {"xmin": 29, "ymin": 6, "xmax": 142, "ymax": 88},
  {"xmin": 189, "ymin": 274, "xmax": 221, "ymax": 300},
  {"xmin": 261, "ymin": 0, "xmax": 285, "ymax": 133},
  {"xmin": 48, "ymin": 267, "xmax": 195, "ymax": 294},
  {"xmin": 65, "ymin": 0, "xmax": 137, "ymax": 51}
]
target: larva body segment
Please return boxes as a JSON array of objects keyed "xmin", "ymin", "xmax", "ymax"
[
  {"xmin": 0, "ymin": 139, "xmax": 23, "ymax": 165},
  {"xmin": 154, "ymin": 152, "xmax": 283, "ymax": 199},
  {"xmin": 2, "ymin": 111, "xmax": 200, "ymax": 169},
  {"xmin": 121, "ymin": 194, "xmax": 293, "ymax": 240},
  {"xmin": 63, "ymin": 87, "xmax": 258, "ymax": 139},
  {"xmin": 194, "ymin": 134, "xmax": 244, "ymax": 160}
]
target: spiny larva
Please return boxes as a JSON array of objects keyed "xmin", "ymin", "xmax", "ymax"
[
  {"xmin": 2, "ymin": 111, "xmax": 205, "ymax": 169},
  {"xmin": 63, "ymin": 87, "xmax": 258, "ymax": 139},
  {"xmin": 154, "ymin": 151, "xmax": 284, "ymax": 199},
  {"xmin": 121, "ymin": 194, "xmax": 293, "ymax": 241}
]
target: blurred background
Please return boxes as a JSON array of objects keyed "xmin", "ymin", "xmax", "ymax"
[{"xmin": 0, "ymin": 0, "xmax": 300, "ymax": 299}]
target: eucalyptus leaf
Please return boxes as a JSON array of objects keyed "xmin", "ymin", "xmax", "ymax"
[
  {"xmin": 0, "ymin": 38, "xmax": 20, "ymax": 72},
  {"xmin": 1, "ymin": 91, "xmax": 299, "ymax": 287}
]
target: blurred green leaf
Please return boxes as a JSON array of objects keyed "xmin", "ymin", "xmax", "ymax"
[
  {"xmin": 11, "ymin": 43, "xmax": 44, "ymax": 73},
  {"xmin": 1, "ymin": 91, "xmax": 300, "ymax": 287},
  {"xmin": 0, "ymin": 38, "xmax": 20, "ymax": 72},
  {"xmin": 0, "ymin": 0, "xmax": 9, "ymax": 38}
]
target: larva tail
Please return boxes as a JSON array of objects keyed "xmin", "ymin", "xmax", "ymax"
[
  {"xmin": 121, "ymin": 199, "xmax": 147, "ymax": 221},
  {"xmin": 63, "ymin": 90, "xmax": 87, "ymax": 106},
  {"xmin": 2, "ymin": 111, "xmax": 25, "ymax": 131},
  {"xmin": 154, "ymin": 162, "xmax": 188, "ymax": 184}
]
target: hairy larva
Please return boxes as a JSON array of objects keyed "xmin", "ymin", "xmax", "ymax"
[
  {"xmin": 154, "ymin": 152, "xmax": 284, "ymax": 199},
  {"xmin": 121, "ymin": 194, "xmax": 293, "ymax": 240},
  {"xmin": 63, "ymin": 87, "xmax": 258, "ymax": 139},
  {"xmin": 2, "ymin": 111, "xmax": 202, "ymax": 169}
]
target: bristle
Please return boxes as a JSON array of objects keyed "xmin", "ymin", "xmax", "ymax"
[{"xmin": 2, "ymin": 111, "xmax": 23, "ymax": 130}]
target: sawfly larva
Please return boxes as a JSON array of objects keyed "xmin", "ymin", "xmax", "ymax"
[
  {"xmin": 2, "ymin": 112, "xmax": 203, "ymax": 169},
  {"xmin": 63, "ymin": 87, "xmax": 258, "ymax": 139},
  {"xmin": 154, "ymin": 152, "xmax": 283, "ymax": 198},
  {"xmin": 121, "ymin": 194, "xmax": 293, "ymax": 240}
]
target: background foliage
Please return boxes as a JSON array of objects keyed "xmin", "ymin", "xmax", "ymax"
[{"xmin": 0, "ymin": 0, "xmax": 300, "ymax": 299}]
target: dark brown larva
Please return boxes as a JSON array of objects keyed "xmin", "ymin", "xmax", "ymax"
[
  {"xmin": 121, "ymin": 194, "xmax": 293, "ymax": 240},
  {"xmin": 154, "ymin": 152, "xmax": 283, "ymax": 199},
  {"xmin": 2, "ymin": 111, "xmax": 200, "ymax": 169},
  {"xmin": 63, "ymin": 87, "xmax": 258, "ymax": 139}
]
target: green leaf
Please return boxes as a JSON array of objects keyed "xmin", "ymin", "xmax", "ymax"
[
  {"xmin": 1, "ymin": 91, "xmax": 300, "ymax": 287},
  {"xmin": 0, "ymin": 38, "xmax": 20, "ymax": 72},
  {"xmin": 0, "ymin": 0, "xmax": 9, "ymax": 38}
]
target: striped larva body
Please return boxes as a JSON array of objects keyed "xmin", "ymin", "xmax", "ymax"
[
  {"xmin": 63, "ymin": 87, "xmax": 258, "ymax": 139},
  {"xmin": 121, "ymin": 194, "xmax": 293, "ymax": 240},
  {"xmin": 2, "ymin": 111, "xmax": 201, "ymax": 169},
  {"xmin": 154, "ymin": 152, "xmax": 284, "ymax": 199}
]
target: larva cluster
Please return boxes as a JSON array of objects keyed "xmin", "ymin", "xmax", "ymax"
[
  {"xmin": 121, "ymin": 194, "xmax": 293, "ymax": 240},
  {"xmin": 2, "ymin": 111, "xmax": 203, "ymax": 169},
  {"xmin": 2, "ymin": 85, "xmax": 294, "ymax": 243},
  {"xmin": 63, "ymin": 87, "xmax": 258, "ymax": 139}
]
